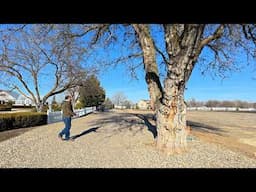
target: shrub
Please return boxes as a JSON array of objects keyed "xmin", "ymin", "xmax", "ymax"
[
  {"xmin": 12, "ymin": 105, "xmax": 33, "ymax": 109},
  {"xmin": 41, "ymin": 104, "xmax": 49, "ymax": 112},
  {"xmin": 75, "ymin": 102, "xmax": 83, "ymax": 109},
  {"xmin": 30, "ymin": 107, "xmax": 37, "ymax": 112},
  {"xmin": 0, "ymin": 112, "xmax": 47, "ymax": 131},
  {"xmin": 51, "ymin": 103, "xmax": 62, "ymax": 111},
  {"xmin": 0, "ymin": 104, "xmax": 12, "ymax": 111}
]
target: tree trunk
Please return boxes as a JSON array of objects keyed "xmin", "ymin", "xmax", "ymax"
[
  {"xmin": 155, "ymin": 24, "xmax": 205, "ymax": 154},
  {"xmin": 133, "ymin": 24, "xmax": 207, "ymax": 154},
  {"xmin": 155, "ymin": 64, "xmax": 189, "ymax": 154},
  {"xmin": 156, "ymin": 87, "xmax": 188, "ymax": 154},
  {"xmin": 132, "ymin": 24, "xmax": 163, "ymax": 111}
]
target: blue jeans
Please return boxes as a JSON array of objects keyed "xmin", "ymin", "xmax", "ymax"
[{"xmin": 59, "ymin": 117, "xmax": 72, "ymax": 139}]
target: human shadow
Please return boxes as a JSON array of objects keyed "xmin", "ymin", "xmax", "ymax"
[
  {"xmin": 71, "ymin": 127, "xmax": 100, "ymax": 140},
  {"xmin": 133, "ymin": 114, "xmax": 157, "ymax": 138}
]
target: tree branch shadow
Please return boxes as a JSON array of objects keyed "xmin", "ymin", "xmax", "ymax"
[
  {"xmin": 187, "ymin": 120, "xmax": 227, "ymax": 136},
  {"xmin": 133, "ymin": 113, "xmax": 157, "ymax": 138},
  {"xmin": 87, "ymin": 112, "xmax": 157, "ymax": 139},
  {"xmin": 71, "ymin": 126, "xmax": 100, "ymax": 140}
]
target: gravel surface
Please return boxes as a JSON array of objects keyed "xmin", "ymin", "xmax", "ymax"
[{"xmin": 0, "ymin": 110, "xmax": 256, "ymax": 168}]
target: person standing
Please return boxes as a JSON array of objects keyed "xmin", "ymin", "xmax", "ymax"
[{"xmin": 58, "ymin": 95, "xmax": 76, "ymax": 141}]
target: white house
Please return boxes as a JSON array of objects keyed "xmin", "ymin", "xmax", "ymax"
[
  {"xmin": 0, "ymin": 89, "xmax": 34, "ymax": 106},
  {"xmin": 15, "ymin": 95, "xmax": 34, "ymax": 106},
  {"xmin": 0, "ymin": 90, "xmax": 18, "ymax": 103},
  {"xmin": 137, "ymin": 100, "xmax": 151, "ymax": 110},
  {"xmin": 114, "ymin": 105, "xmax": 127, "ymax": 109}
]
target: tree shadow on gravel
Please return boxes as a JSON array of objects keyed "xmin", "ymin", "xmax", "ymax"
[
  {"xmin": 71, "ymin": 127, "xmax": 100, "ymax": 140},
  {"xmin": 89, "ymin": 112, "xmax": 157, "ymax": 139},
  {"xmin": 92, "ymin": 111, "xmax": 225, "ymax": 138},
  {"xmin": 0, "ymin": 127, "xmax": 36, "ymax": 142},
  {"xmin": 187, "ymin": 121, "xmax": 227, "ymax": 136},
  {"xmin": 133, "ymin": 114, "xmax": 157, "ymax": 138}
]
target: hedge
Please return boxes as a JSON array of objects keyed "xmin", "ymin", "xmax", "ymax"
[
  {"xmin": 12, "ymin": 105, "xmax": 33, "ymax": 108},
  {"xmin": 0, "ymin": 104, "xmax": 12, "ymax": 111},
  {"xmin": 0, "ymin": 112, "xmax": 47, "ymax": 131}
]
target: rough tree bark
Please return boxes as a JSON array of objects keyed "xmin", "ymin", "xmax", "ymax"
[
  {"xmin": 132, "ymin": 24, "xmax": 163, "ymax": 111},
  {"xmin": 153, "ymin": 24, "xmax": 206, "ymax": 154}
]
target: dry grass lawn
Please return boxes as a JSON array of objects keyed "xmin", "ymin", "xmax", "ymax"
[
  {"xmin": 186, "ymin": 111, "xmax": 256, "ymax": 159},
  {"xmin": 124, "ymin": 109, "xmax": 256, "ymax": 159}
]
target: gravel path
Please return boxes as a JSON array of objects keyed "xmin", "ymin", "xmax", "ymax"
[{"xmin": 0, "ymin": 110, "xmax": 256, "ymax": 168}]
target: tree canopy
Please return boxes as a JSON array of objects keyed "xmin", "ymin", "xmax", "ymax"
[
  {"xmin": 78, "ymin": 75, "xmax": 105, "ymax": 107},
  {"xmin": 0, "ymin": 24, "xmax": 94, "ymax": 111}
]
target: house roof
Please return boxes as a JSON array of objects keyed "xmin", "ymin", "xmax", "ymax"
[
  {"xmin": 139, "ymin": 99, "xmax": 150, "ymax": 103},
  {"xmin": 0, "ymin": 89, "xmax": 19, "ymax": 99},
  {"xmin": 137, "ymin": 100, "xmax": 150, "ymax": 105}
]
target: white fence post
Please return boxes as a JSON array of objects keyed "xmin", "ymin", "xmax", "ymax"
[
  {"xmin": 187, "ymin": 107, "xmax": 256, "ymax": 112},
  {"xmin": 47, "ymin": 110, "xmax": 50, "ymax": 124},
  {"xmin": 47, "ymin": 106, "xmax": 96, "ymax": 124}
]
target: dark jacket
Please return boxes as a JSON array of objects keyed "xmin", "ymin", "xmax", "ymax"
[{"xmin": 62, "ymin": 100, "xmax": 76, "ymax": 117}]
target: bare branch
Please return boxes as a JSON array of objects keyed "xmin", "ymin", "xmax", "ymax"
[
  {"xmin": 199, "ymin": 24, "xmax": 225, "ymax": 50},
  {"xmin": 0, "ymin": 65, "xmax": 37, "ymax": 103},
  {"xmin": 0, "ymin": 24, "xmax": 92, "ymax": 111},
  {"xmin": 206, "ymin": 44, "xmax": 219, "ymax": 56},
  {"xmin": 247, "ymin": 25, "xmax": 256, "ymax": 45},
  {"xmin": 127, "ymin": 61, "xmax": 144, "ymax": 80},
  {"xmin": 7, "ymin": 25, "xmax": 26, "ymax": 32},
  {"xmin": 113, "ymin": 53, "xmax": 143, "ymax": 64},
  {"xmin": 43, "ymin": 83, "xmax": 76, "ymax": 100},
  {"xmin": 1, "ymin": 56, "xmax": 31, "ymax": 72},
  {"xmin": 13, "ymin": 85, "xmax": 33, "ymax": 101},
  {"xmin": 67, "ymin": 25, "xmax": 101, "ymax": 38},
  {"xmin": 152, "ymin": 41, "xmax": 169, "ymax": 65},
  {"xmin": 91, "ymin": 24, "xmax": 110, "ymax": 45}
]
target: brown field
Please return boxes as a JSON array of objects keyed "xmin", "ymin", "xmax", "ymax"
[
  {"xmin": 186, "ymin": 111, "xmax": 256, "ymax": 159},
  {"xmin": 123, "ymin": 109, "xmax": 256, "ymax": 159}
]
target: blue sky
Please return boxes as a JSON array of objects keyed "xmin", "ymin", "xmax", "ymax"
[
  {"xmin": 1, "ymin": 45, "xmax": 255, "ymax": 104},
  {"xmin": 185, "ymin": 63, "xmax": 256, "ymax": 102},
  {"xmin": 99, "ymin": 64, "xmax": 149, "ymax": 103},
  {"xmin": 99, "ymin": 56, "xmax": 256, "ymax": 103},
  {"xmin": 96, "ymin": 25, "xmax": 256, "ymax": 104},
  {"xmin": 0, "ymin": 24, "xmax": 255, "ymax": 104}
]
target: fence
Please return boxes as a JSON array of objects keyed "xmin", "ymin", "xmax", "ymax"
[
  {"xmin": 47, "ymin": 106, "xmax": 96, "ymax": 124},
  {"xmin": 187, "ymin": 107, "xmax": 256, "ymax": 112},
  {"xmin": 114, "ymin": 105, "xmax": 127, "ymax": 109}
]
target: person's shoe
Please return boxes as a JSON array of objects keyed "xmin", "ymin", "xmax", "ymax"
[
  {"xmin": 63, "ymin": 137, "xmax": 75, "ymax": 141},
  {"xmin": 58, "ymin": 134, "xmax": 64, "ymax": 140},
  {"xmin": 68, "ymin": 137, "xmax": 75, "ymax": 141}
]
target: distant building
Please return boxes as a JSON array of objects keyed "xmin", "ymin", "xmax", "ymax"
[
  {"xmin": 0, "ymin": 90, "xmax": 18, "ymax": 103},
  {"xmin": 15, "ymin": 95, "xmax": 34, "ymax": 106},
  {"xmin": 114, "ymin": 105, "xmax": 127, "ymax": 109},
  {"xmin": 137, "ymin": 99, "xmax": 151, "ymax": 110},
  {"xmin": 0, "ymin": 89, "xmax": 35, "ymax": 106},
  {"xmin": 130, "ymin": 104, "xmax": 137, "ymax": 109}
]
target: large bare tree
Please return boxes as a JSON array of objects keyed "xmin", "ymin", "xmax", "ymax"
[
  {"xmin": 3, "ymin": 24, "xmax": 254, "ymax": 154},
  {"xmin": 64, "ymin": 24, "xmax": 256, "ymax": 154},
  {"xmin": 0, "ymin": 24, "xmax": 91, "ymax": 111},
  {"xmin": 132, "ymin": 24, "xmax": 256, "ymax": 154},
  {"xmin": 111, "ymin": 92, "xmax": 128, "ymax": 106}
]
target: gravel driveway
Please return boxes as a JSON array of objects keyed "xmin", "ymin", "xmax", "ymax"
[{"xmin": 0, "ymin": 110, "xmax": 256, "ymax": 168}]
